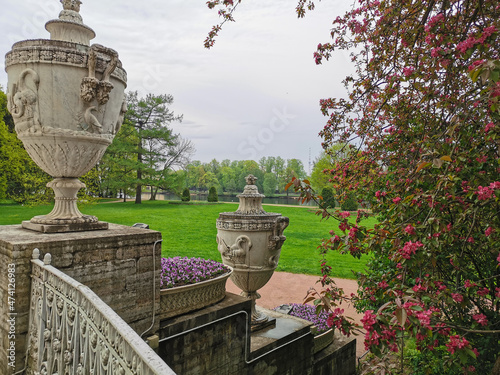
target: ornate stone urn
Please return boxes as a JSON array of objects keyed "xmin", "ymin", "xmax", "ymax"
[
  {"xmin": 5, "ymin": 0, "xmax": 127, "ymax": 232},
  {"xmin": 217, "ymin": 175, "xmax": 289, "ymax": 325}
]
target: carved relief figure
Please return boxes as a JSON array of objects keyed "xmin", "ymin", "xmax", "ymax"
[
  {"xmin": 7, "ymin": 68, "xmax": 42, "ymax": 134},
  {"xmin": 217, "ymin": 235, "xmax": 252, "ymax": 265}
]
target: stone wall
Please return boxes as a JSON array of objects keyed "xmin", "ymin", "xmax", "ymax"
[
  {"xmin": 159, "ymin": 293, "xmax": 356, "ymax": 375},
  {"xmin": 0, "ymin": 223, "xmax": 161, "ymax": 373}
]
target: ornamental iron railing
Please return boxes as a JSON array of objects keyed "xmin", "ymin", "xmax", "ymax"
[{"xmin": 26, "ymin": 248, "xmax": 175, "ymax": 375}]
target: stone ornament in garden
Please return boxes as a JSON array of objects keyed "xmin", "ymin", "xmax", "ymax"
[
  {"xmin": 5, "ymin": 0, "xmax": 127, "ymax": 232},
  {"xmin": 217, "ymin": 175, "xmax": 289, "ymax": 326}
]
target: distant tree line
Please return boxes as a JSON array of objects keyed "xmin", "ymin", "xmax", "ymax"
[{"xmin": 0, "ymin": 86, "xmax": 309, "ymax": 203}]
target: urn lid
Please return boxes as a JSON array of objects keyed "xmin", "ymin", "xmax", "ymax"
[{"xmin": 45, "ymin": 0, "xmax": 96, "ymax": 46}]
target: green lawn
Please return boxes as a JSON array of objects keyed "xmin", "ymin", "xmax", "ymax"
[{"xmin": 0, "ymin": 201, "xmax": 376, "ymax": 279}]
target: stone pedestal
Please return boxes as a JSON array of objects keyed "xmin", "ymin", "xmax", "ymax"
[{"xmin": 0, "ymin": 224, "xmax": 161, "ymax": 373}]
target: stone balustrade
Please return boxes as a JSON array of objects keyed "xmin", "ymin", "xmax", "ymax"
[{"xmin": 26, "ymin": 248, "xmax": 174, "ymax": 375}]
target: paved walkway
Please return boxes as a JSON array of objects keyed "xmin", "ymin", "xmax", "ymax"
[{"xmin": 226, "ymin": 271, "xmax": 366, "ymax": 358}]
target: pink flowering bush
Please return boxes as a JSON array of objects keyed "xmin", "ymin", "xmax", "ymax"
[{"xmin": 206, "ymin": 0, "xmax": 500, "ymax": 373}]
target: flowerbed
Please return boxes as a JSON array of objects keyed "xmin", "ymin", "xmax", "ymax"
[
  {"xmin": 275, "ymin": 303, "xmax": 330, "ymax": 334},
  {"xmin": 160, "ymin": 256, "xmax": 231, "ymax": 289}
]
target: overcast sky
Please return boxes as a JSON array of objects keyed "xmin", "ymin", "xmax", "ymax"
[{"xmin": 0, "ymin": 0, "xmax": 353, "ymax": 173}]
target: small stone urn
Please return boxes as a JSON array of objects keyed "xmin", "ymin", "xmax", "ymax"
[
  {"xmin": 217, "ymin": 175, "xmax": 289, "ymax": 326},
  {"xmin": 5, "ymin": 0, "xmax": 127, "ymax": 232}
]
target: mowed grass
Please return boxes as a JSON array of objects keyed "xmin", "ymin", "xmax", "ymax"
[{"xmin": 0, "ymin": 201, "xmax": 376, "ymax": 279}]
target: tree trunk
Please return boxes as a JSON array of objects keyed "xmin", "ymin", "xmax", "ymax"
[
  {"xmin": 135, "ymin": 121, "xmax": 143, "ymax": 204},
  {"xmin": 150, "ymin": 186, "xmax": 157, "ymax": 201}
]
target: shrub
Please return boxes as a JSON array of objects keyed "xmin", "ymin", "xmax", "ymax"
[
  {"xmin": 340, "ymin": 194, "xmax": 357, "ymax": 211},
  {"xmin": 181, "ymin": 188, "xmax": 191, "ymax": 202},
  {"xmin": 320, "ymin": 187, "xmax": 336, "ymax": 209},
  {"xmin": 207, "ymin": 186, "xmax": 218, "ymax": 202}
]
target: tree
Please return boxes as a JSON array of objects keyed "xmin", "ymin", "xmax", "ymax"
[
  {"xmin": 263, "ymin": 172, "xmax": 277, "ymax": 196},
  {"xmin": 207, "ymin": 1, "xmax": 500, "ymax": 373},
  {"xmin": 309, "ymin": 144, "xmax": 349, "ymax": 192},
  {"xmin": 181, "ymin": 187, "xmax": 191, "ymax": 202},
  {"xmin": 207, "ymin": 186, "xmax": 218, "ymax": 202},
  {"xmin": 0, "ymin": 86, "xmax": 51, "ymax": 203},
  {"xmin": 124, "ymin": 91, "xmax": 191, "ymax": 204},
  {"xmin": 320, "ymin": 187, "xmax": 335, "ymax": 210}
]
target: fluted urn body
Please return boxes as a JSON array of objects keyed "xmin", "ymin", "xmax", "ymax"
[
  {"xmin": 216, "ymin": 175, "xmax": 289, "ymax": 325},
  {"xmin": 5, "ymin": 0, "xmax": 127, "ymax": 232}
]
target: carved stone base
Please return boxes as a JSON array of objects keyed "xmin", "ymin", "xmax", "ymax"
[
  {"xmin": 24, "ymin": 177, "xmax": 107, "ymax": 232},
  {"xmin": 22, "ymin": 220, "xmax": 108, "ymax": 233}
]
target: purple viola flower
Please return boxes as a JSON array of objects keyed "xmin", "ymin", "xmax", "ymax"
[
  {"xmin": 160, "ymin": 257, "xmax": 230, "ymax": 289},
  {"xmin": 274, "ymin": 303, "xmax": 330, "ymax": 334}
]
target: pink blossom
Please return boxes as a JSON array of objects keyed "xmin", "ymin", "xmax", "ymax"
[
  {"xmin": 392, "ymin": 197, "xmax": 402, "ymax": 204},
  {"xmin": 490, "ymin": 181, "xmax": 500, "ymax": 190},
  {"xmin": 477, "ymin": 186, "xmax": 493, "ymax": 200},
  {"xmin": 464, "ymin": 280, "xmax": 477, "ymax": 288},
  {"xmin": 404, "ymin": 224, "xmax": 416, "ymax": 235},
  {"xmin": 398, "ymin": 241, "xmax": 424, "ymax": 259},
  {"xmin": 476, "ymin": 155, "xmax": 487, "ymax": 163},
  {"xmin": 361, "ymin": 310, "xmax": 377, "ymax": 330},
  {"xmin": 485, "ymin": 122, "xmax": 495, "ymax": 133},
  {"xmin": 430, "ymin": 47, "xmax": 442, "ymax": 57},
  {"xmin": 403, "ymin": 67, "xmax": 414, "ymax": 77},
  {"xmin": 375, "ymin": 190, "xmax": 381, "ymax": 198},
  {"xmin": 485, "ymin": 227, "xmax": 494, "ymax": 237},
  {"xmin": 477, "ymin": 287, "xmax": 489, "ymax": 296},
  {"xmin": 377, "ymin": 280, "xmax": 389, "ymax": 289},
  {"xmin": 451, "ymin": 293, "xmax": 464, "ymax": 303},
  {"xmin": 473, "ymin": 313, "xmax": 488, "ymax": 326},
  {"xmin": 468, "ymin": 59, "xmax": 486, "ymax": 71},
  {"xmin": 338, "ymin": 211, "xmax": 351, "ymax": 219},
  {"xmin": 446, "ymin": 335, "xmax": 469, "ymax": 354}
]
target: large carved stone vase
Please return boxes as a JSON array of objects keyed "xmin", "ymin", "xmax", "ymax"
[
  {"xmin": 216, "ymin": 175, "xmax": 289, "ymax": 326},
  {"xmin": 5, "ymin": 0, "xmax": 127, "ymax": 233}
]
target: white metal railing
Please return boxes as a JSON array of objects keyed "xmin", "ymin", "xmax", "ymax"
[{"xmin": 26, "ymin": 248, "xmax": 175, "ymax": 375}]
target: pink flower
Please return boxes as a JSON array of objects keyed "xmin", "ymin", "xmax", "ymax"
[
  {"xmin": 476, "ymin": 155, "xmax": 487, "ymax": 163},
  {"xmin": 485, "ymin": 122, "xmax": 495, "ymax": 133},
  {"xmin": 361, "ymin": 310, "xmax": 377, "ymax": 330},
  {"xmin": 485, "ymin": 227, "xmax": 494, "ymax": 236},
  {"xmin": 464, "ymin": 280, "xmax": 477, "ymax": 288},
  {"xmin": 377, "ymin": 280, "xmax": 389, "ymax": 289},
  {"xmin": 338, "ymin": 211, "xmax": 351, "ymax": 219},
  {"xmin": 403, "ymin": 67, "xmax": 414, "ymax": 77},
  {"xmin": 404, "ymin": 224, "xmax": 416, "ymax": 235},
  {"xmin": 393, "ymin": 197, "xmax": 402, "ymax": 204},
  {"xmin": 477, "ymin": 287, "xmax": 489, "ymax": 296},
  {"xmin": 477, "ymin": 186, "xmax": 493, "ymax": 200},
  {"xmin": 451, "ymin": 293, "xmax": 463, "ymax": 303},
  {"xmin": 430, "ymin": 47, "xmax": 442, "ymax": 57},
  {"xmin": 398, "ymin": 241, "xmax": 424, "ymax": 259},
  {"xmin": 375, "ymin": 190, "xmax": 381, "ymax": 198},
  {"xmin": 446, "ymin": 335, "xmax": 469, "ymax": 354},
  {"xmin": 473, "ymin": 313, "xmax": 488, "ymax": 326}
]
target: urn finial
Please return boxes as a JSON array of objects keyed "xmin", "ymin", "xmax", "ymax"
[
  {"xmin": 237, "ymin": 175, "xmax": 266, "ymax": 214},
  {"xmin": 245, "ymin": 174, "xmax": 257, "ymax": 186},
  {"xmin": 61, "ymin": 0, "xmax": 82, "ymax": 12},
  {"xmin": 45, "ymin": 0, "xmax": 96, "ymax": 45}
]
